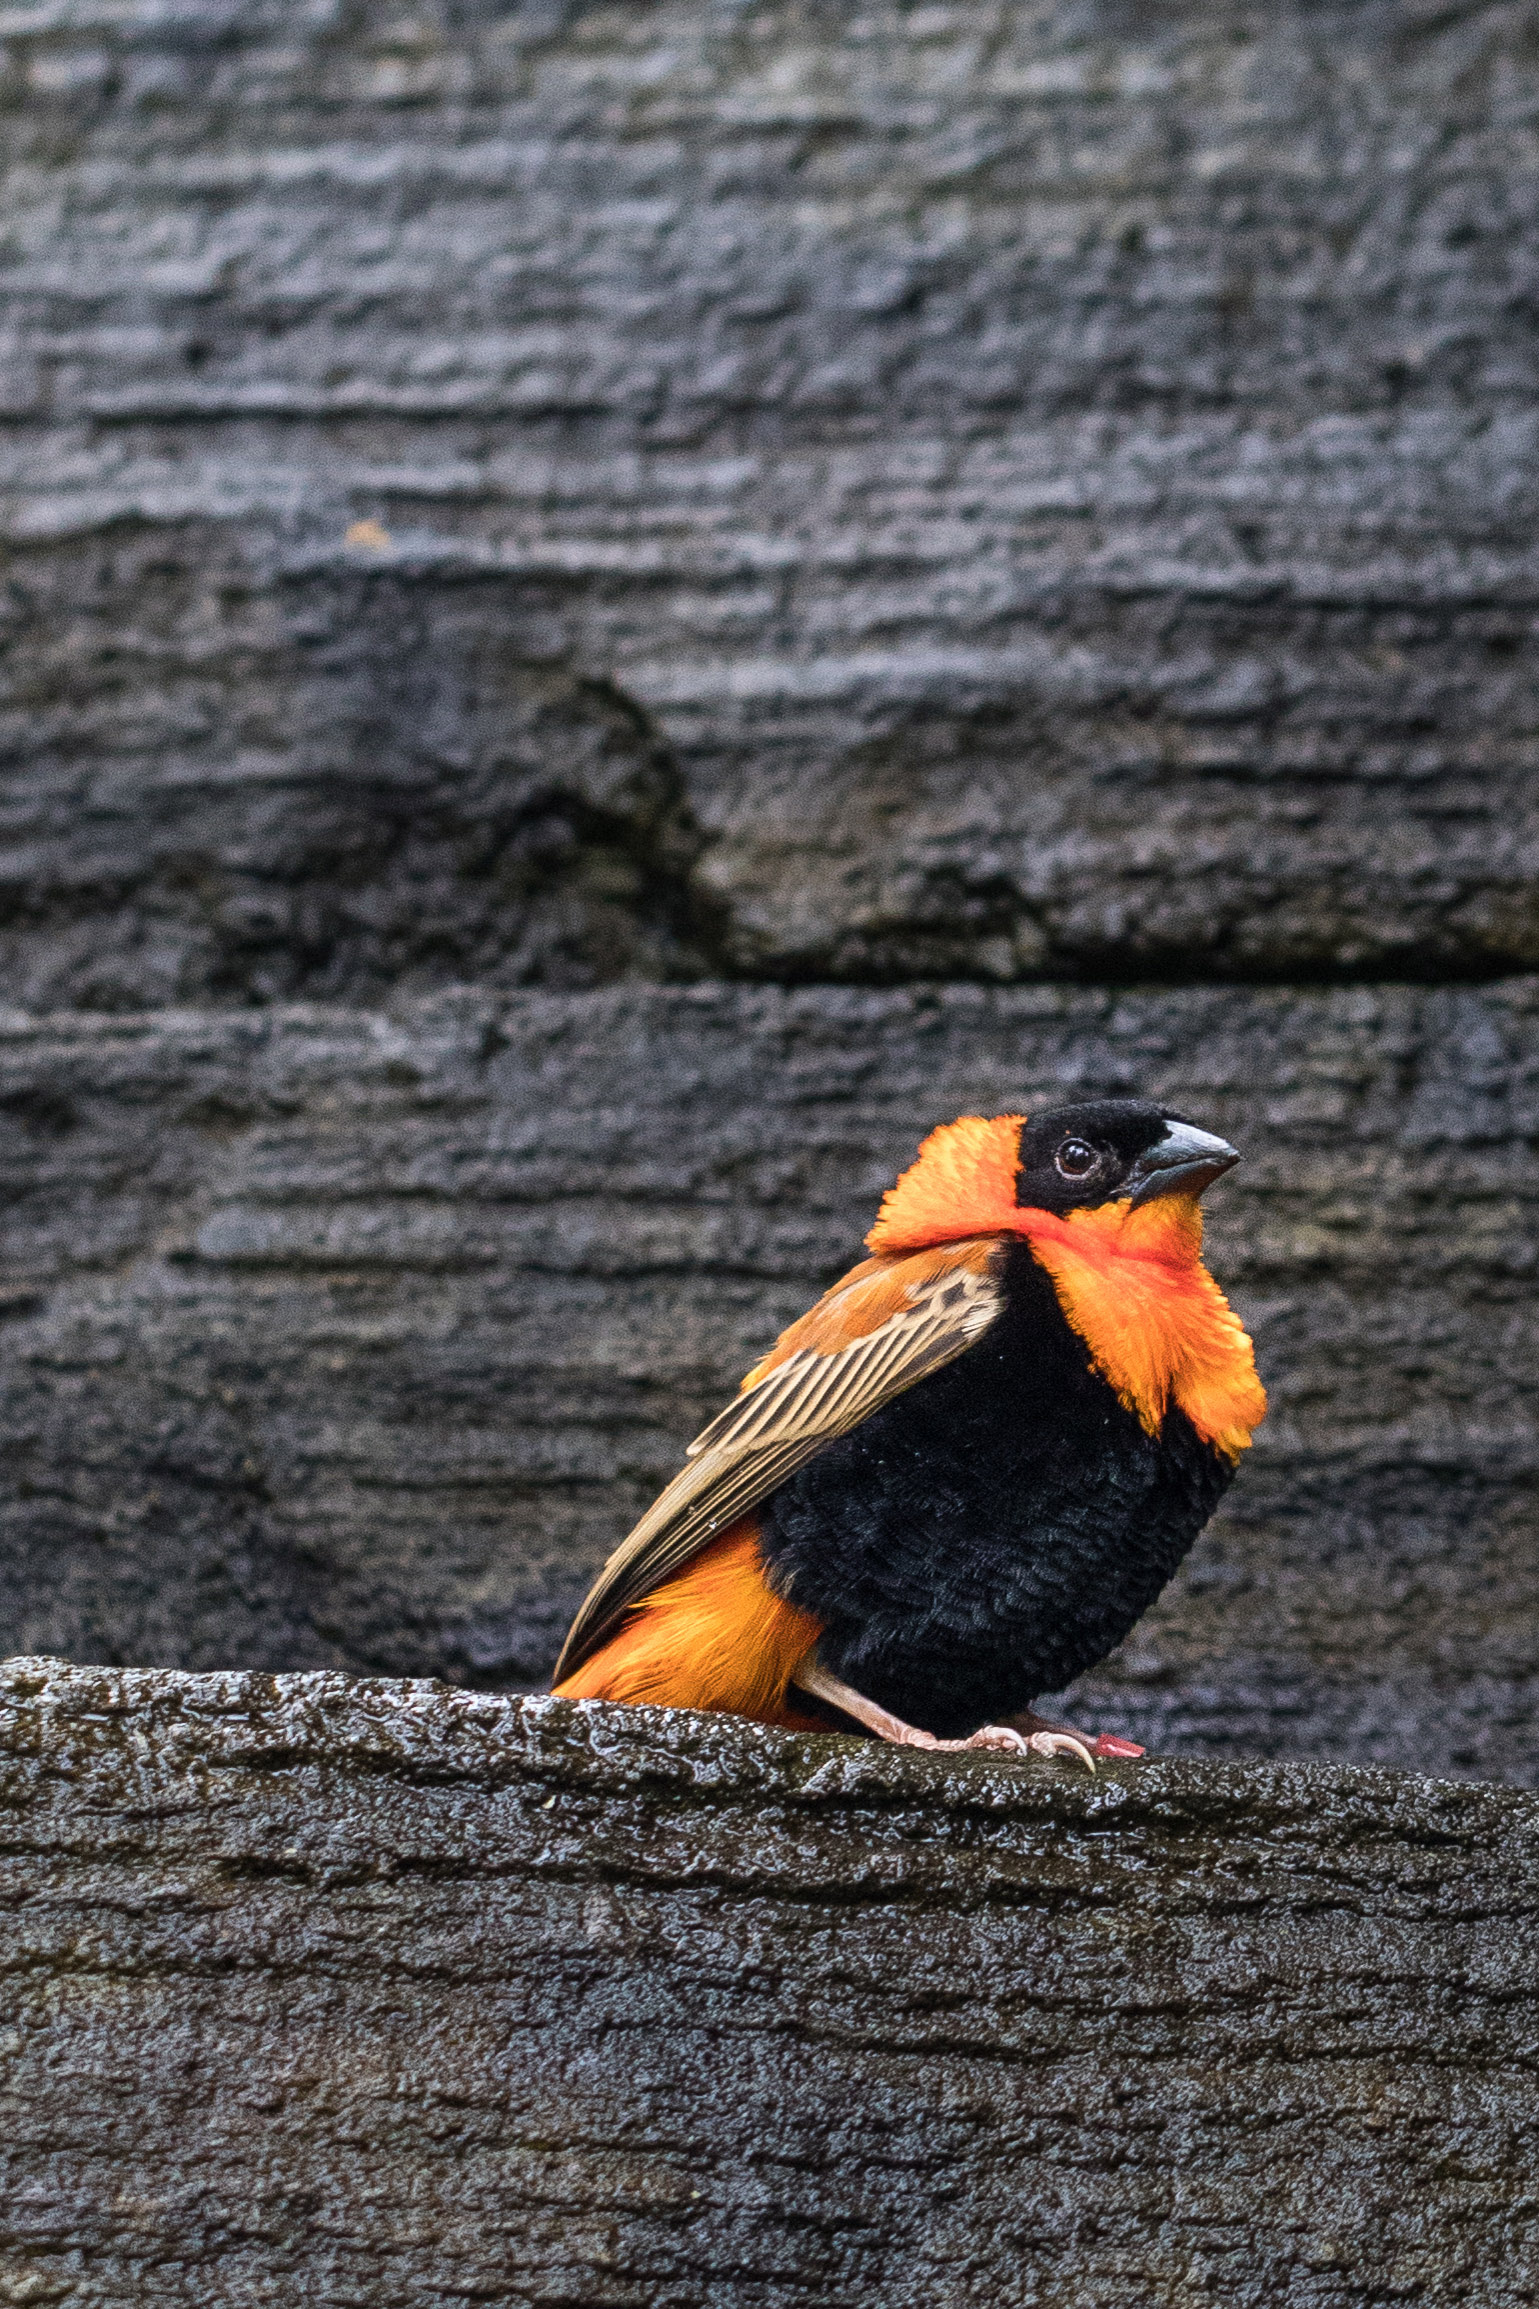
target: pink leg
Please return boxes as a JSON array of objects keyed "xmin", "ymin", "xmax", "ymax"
[{"xmin": 793, "ymin": 1660, "xmax": 1097, "ymax": 1775}]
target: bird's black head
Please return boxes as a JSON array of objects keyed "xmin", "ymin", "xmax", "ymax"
[{"xmin": 1016, "ymin": 1099, "xmax": 1239, "ymax": 1216}]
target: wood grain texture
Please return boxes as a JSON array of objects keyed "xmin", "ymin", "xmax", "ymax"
[
  {"xmin": 0, "ymin": 1, "xmax": 1535, "ymax": 996},
  {"xmin": 2, "ymin": 1658, "xmax": 1537, "ymax": 2307}
]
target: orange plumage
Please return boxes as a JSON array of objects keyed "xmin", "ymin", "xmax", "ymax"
[
  {"xmin": 1013, "ymin": 1196, "xmax": 1265, "ymax": 1461},
  {"xmin": 864, "ymin": 1113, "xmax": 1027, "ymax": 1252},
  {"xmin": 555, "ymin": 1522, "xmax": 825, "ymax": 1728},
  {"xmin": 740, "ymin": 1233, "xmax": 1002, "ymax": 1386}
]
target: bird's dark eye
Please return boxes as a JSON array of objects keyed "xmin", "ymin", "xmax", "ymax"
[{"xmin": 1055, "ymin": 1138, "xmax": 1099, "ymax": 1179}]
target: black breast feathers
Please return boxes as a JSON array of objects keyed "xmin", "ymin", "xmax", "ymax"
[{"xmin": 756, "ymin": 1241, "xmax": 1233, "ymax": 1737}]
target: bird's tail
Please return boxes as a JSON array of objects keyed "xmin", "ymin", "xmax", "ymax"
[{"xmin": 552, "ymin": 1521, "xmax": 826, "ymax": 1729}]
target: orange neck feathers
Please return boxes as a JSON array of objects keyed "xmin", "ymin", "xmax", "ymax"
[
  {"xmin": 866, "ymin": 1114, "xmax": 1265, "ymax": 1462},
  {"xmin": 865, "ymin": 1115, "xmax": 1027, "ymax": 1252},
  {"xmin": 1018, "ymin": 1197, "xmax": 1265, "ymax": 1462}
]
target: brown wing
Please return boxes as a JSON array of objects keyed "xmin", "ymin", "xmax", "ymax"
[{"xmin": 552, "ymin": 1235, "xmax": 1008, "ymax": 1682}]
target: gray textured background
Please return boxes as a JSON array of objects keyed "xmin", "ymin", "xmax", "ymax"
[{"xmin": 2, "ymin": 0, "xmax": 1537, "ymax": 1776}]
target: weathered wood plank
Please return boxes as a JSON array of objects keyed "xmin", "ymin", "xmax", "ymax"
[{"xmin": 1, "ymin": 1659, "xmax": 1534, "ymax": 2307}]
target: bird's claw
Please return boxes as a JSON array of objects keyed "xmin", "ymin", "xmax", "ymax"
[
  {"xmin": 1024, "ymin": 1727, "xmax": 1098, "ymax": 1775},
  {"xmin": 955, "ymin": 1723, "xmax": 1030, "ymax": 1755},
  {"xmin": 954, "ymin": 1723, "xmax": 1097, "ymax": 1775}
]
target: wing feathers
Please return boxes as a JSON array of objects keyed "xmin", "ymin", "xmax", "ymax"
[{"xmin": 553, "ymin": 1237, "xmax": 1007, "ymax": 1682}]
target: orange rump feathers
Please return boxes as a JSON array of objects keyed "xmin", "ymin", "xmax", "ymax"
[{"xmin": 554, "ymin": 1522, "xmax": 825, "ymax": 1727}]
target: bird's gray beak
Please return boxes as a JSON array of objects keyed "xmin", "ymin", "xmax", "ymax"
[{"xmin": 1124, "ymin": 1119, "xmax": 1240, "ymax": 1207}]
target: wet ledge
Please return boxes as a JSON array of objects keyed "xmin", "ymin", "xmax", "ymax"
[{"xmin": 2, "ymin": 1658, "xmax": 1535, "ymax": 2306}]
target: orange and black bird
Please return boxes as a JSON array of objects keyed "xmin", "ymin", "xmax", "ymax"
[{"xmin": 553, "ymin": 1102, "xmax": 1265, "ymax": 1769}]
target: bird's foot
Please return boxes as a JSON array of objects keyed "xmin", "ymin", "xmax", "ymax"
[
  {"xmin": 1006, "ymin": 1707, "xmax": 1145, "ymax": 1764},
  {"xmin": 791, "ymin": 1661, "xmax": 1098, "ymax": 1774},
  {"xmin": 935, "ymin": 1721, "xmax": 1099, "ymax": 1775}
]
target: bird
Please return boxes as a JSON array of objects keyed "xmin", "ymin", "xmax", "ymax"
[{"xmin": 552, "ymin": 1100, "xmax": 1266, "ymax": 1770}]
